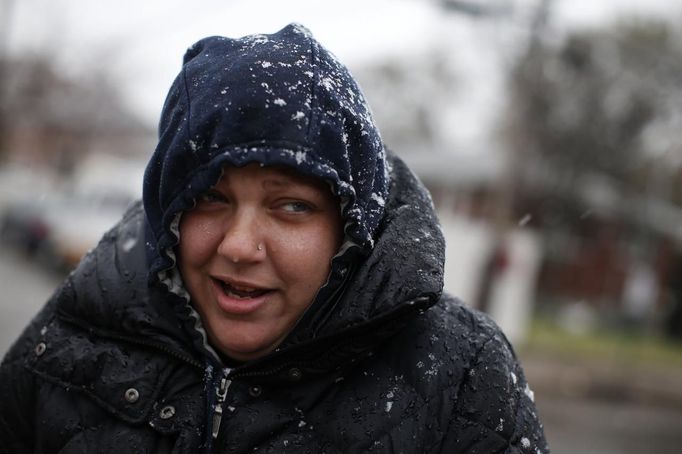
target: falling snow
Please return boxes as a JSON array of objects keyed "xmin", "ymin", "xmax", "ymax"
[
  {"xmin": 518, "ymin": 214, "xmax": 532, "ymax": 227},
  {"xmin": 121, "ymin": 237, "xmax": 137, "ymax": 252}
]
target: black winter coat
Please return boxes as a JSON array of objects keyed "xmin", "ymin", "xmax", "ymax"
[{"xmin": 0, "ymin": 156, "xmax": 548, "ymax": 453}]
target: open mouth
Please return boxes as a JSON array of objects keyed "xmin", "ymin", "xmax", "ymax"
[{"xmin": 213, "ymin": 278, "xmax": 271, "ymax": 300}]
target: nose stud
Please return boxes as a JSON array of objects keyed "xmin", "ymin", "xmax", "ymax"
[{"xmin": 229, "ymin": 244, "xmax": 262, "ymax": 262}]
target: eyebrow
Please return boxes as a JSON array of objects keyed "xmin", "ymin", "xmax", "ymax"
[
  {"xmin": 261, "ymin": 178, "xmax": 296, "ymax": 190},
  {"xmin": 261, "ymin": 172, "xmax": 323, "ymax": 192}
]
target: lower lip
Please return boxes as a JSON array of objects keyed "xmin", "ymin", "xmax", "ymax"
[{"xmin": 210, "ymin": 279, "xmax": 271, "ymax": 315}]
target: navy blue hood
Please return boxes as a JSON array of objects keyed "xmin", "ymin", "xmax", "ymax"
[{"xmin": 143, "ymin": 23, "xmax": 388, "ymax": 288}]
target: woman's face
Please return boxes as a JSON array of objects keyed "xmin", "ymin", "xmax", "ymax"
[{"xmin": 178, "ymin": 164, "xmax": 343, "ymax": 362}]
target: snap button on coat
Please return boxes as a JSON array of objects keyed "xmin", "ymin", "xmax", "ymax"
[
  {"xmin": 288, "ymin": 367, "xmax": 302, "ymax": 382},
  {"xmin": 124, "ymin": 388, "xmax": 140, "ymax": 403},
  {"xmin": 34, "ymin": 342, "xmax": 46, "ymax": 356},
  {"xmin": 248, "ymin": 385, "xmax": 262, "ymax": 397},
  {"xmin": 159, "ymin": 405, "xmax": 176, "ymax": 419}
]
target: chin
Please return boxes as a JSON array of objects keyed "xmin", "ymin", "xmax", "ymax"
[{"xmin": 219, "ymin": 338, "xmax": 274, "ymax": 362}]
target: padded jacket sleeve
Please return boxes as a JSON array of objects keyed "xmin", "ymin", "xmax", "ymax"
[
  {"xmin": 441, "ymin": 326, "xmax": 549, "ymax": 453},
  {"xmin": 0, "ymin": 287, "xmax": 62, "ymax": 454}
]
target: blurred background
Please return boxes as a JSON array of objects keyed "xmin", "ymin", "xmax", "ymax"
[{"xmin": 1, "ymin": 0, "xmax": 681, "ymax": 452}]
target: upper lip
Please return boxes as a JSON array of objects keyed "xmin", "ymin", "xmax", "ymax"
[{"xmin": 211, "ymin": 276, "xmax": 273, "ymax": 292}]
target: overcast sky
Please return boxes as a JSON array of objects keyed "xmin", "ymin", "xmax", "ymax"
[{"xmin": 5, "ymin": 0, "xmax": 681, "ymax": 146}]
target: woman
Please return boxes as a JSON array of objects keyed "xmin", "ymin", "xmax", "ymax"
[{"xmin": 0, "ymin": 24, "xmax": 548, "ymax": 453}]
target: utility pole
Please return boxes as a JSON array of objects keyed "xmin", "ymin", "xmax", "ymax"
[
  {"xmin": 0, "ymin": 0, "xmax": 17, "ymax": 160},
  {"xmin": 435, "ymin": 0, "xmax": 554, "ymax": 344}
]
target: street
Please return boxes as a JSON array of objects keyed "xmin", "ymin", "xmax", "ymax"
[
  {"xmin": 534, "ymin": 393, "xmax": 682, "ymax": 454},
  {"xmin": 0, "ymin": 249, "xmax": 61, "ymax": 356}
]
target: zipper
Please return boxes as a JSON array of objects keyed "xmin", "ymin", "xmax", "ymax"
[{"xmin": 211, "ymin": 369, "xmax": 233, "ymax": 440}]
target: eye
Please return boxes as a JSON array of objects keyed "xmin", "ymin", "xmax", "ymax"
[
  {"xmin": 280, "ymin": 201, "xmax": 313, "ymax": 213},
  {"xmin": 197, "ymin": 189, "xmax": 228, "ymax": 205}
]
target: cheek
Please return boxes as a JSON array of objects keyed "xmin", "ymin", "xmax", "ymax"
[
  {"xmin": 178, "ymin": 214, "xmax": 221, "ymax": 268},
  {"xmin": 272, "ymin": 222, "xmax": 341, "ymax": 283}
]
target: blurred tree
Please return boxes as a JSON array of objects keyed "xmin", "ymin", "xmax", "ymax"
[
  {"xmin": 0, "ymin": 52, "xmax": 149, "ymax": 172},
  {"xmin": 505, "ymin": 18, "xmax": 682, "ymax": 322},
  {"xmin": 505, "ymin": 19, "xmax": 682, "ymax": 227}
]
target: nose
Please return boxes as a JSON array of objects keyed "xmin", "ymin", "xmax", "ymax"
[{"xmin": 216, "ymin": 207, "xmax": 265, "ymax": 264}]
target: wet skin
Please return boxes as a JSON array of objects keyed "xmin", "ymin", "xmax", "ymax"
[{"xmin": 178, "ymin": 164, "xmax": 343, "ymax": 362}]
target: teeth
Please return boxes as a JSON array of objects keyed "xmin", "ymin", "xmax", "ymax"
[{"xmin": 218, "ymin": 280, "xmax": 268, "ymax": 299}]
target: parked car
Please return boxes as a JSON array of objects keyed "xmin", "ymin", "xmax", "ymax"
[
  {"xmin": 1, "ymin": 191, "xmax": 134, "ymax": 271},
  {"xmin": 0, "ymin": 200, "xmax": 51, "ymax": 256}
]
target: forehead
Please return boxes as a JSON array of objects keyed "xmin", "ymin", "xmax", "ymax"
[{"xmin": 220, "ymin": 163, "xmax": 333, "ymax": 194}]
